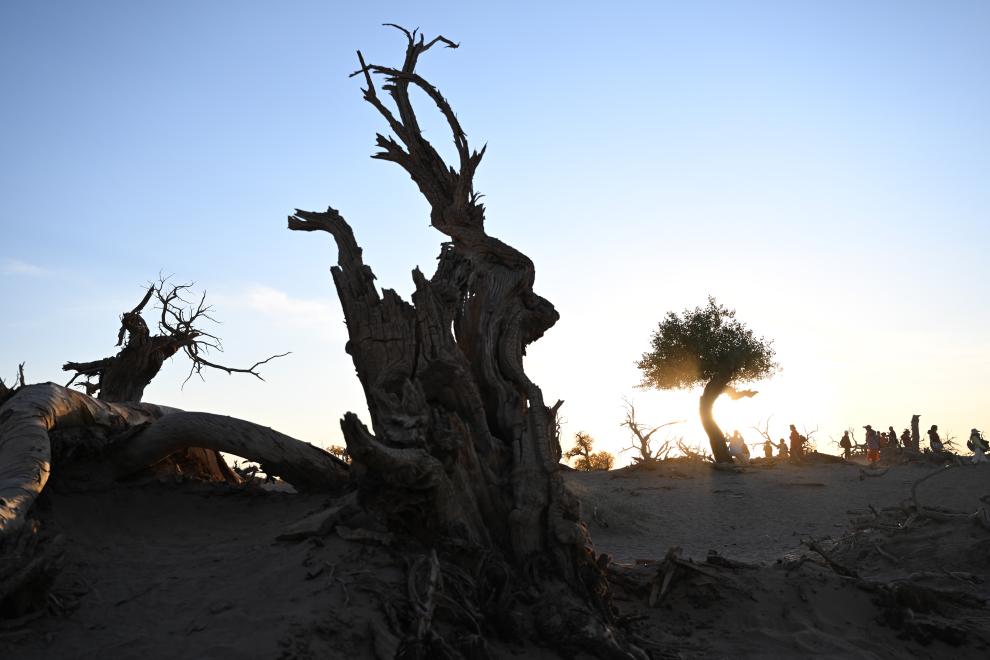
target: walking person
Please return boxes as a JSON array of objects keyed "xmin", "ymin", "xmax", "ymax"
[{"xmin": 865, "ymin": 425, "xmax": 880, "ymax": 465}]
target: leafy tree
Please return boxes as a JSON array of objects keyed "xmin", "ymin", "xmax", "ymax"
[
  {"xmin": 564, "ymin": 432, "xmax": 615, "ymax": 471},
  {"xmin": 637, "ymin": 297, "xmax": 778, "ymax": 463}
]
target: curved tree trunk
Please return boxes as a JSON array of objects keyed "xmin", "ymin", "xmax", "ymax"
[
  {"xmin": 0, "ymin": 383, "xmax": 348, "ymax": 535},
  {"xmin": 108, "ymin": 411, "xmax": 347, "ymax": 491},
  {"xmin": 700, "ymin": 376, "xmax": 732, "ymax": 463}
]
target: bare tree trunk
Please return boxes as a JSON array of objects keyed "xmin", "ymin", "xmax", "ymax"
[
  {"xmin": 700, "ymin": 376, "xmax": 732, "ymax": 463},
  {"xmin": 63, "ymin": 279, "xmax": 286, "ymax": 404},
  {"xmin": 108, "ymin": 411, "xmax": 347, "ymax": 491},
  {"xmin": 285, "ymin": 27, "xmax": 643, "ymax": 658},
  {"xmin": 911, "ymin": 414, "xmax": 921, "ymax": 453},
  {"xmin": 0, "ymin": 383, "xmax": 347, "ymax": 535}
]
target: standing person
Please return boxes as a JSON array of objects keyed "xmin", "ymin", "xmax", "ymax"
[
  {"xmin": 763, "ymin": 439, "xmax": 774, "ymax": 460},
  {"xmin": 839, "ymin": 431, "xmax": 852, "ymax": 460},
  {"xmin": 900, "ymin": 428, "xmax": 911, "ymax": 449},
  {"xmin": 969, "ymin": 428, "xmax": 988, "ymax": 464},
  {"xmin": 865, "ymin": 425, "xmax": 880, "ymax": 465},
  {"xmin": 776, "ymin": 438, "xmax": 789, "ymax": 459},
  {"xmin": 928, "ymin": 425, "xmax": 944, "ymax": 454},
  {"xmin": 789, "ymin": 424, "xmax": 804, "ymax": 460},
  {"xmin": 888, "ymin": 426, "xmax": 899, "ymax": 449}
]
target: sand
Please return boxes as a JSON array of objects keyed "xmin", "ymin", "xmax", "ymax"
[{"xmin": 2, "ymin": 459, "xmax": 988, "ymax": 659}]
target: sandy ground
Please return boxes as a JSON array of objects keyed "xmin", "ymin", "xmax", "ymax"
[
  {"xmin": 3, "ymin": 459, "xmax": 989, "ymax": 659},
  {"xmin": 565, "ymin": 460, "xmax": 956, "ymax": 563}
]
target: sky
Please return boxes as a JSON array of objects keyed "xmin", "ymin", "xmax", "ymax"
[{"xmin": 1, "ymin": 1, "xmax": 988, "ymax": 463}]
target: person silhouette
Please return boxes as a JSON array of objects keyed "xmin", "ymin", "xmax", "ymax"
[
  {"xmin": 928, "ymin": 424, "xmax": 944, "ymax": 454},
  {"xmin": 865, "ymin": 425, "xmax": 880, "ymax": 465},
  {"xmin": 839, "ymin": 431, "xmax": 852, "ymax": 459},
  {"xmin": 969, "ymin": 428, "xmax": 988, "ymax": 464}
]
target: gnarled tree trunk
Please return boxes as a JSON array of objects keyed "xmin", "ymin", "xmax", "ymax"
[
  {"xmin": 288, "ymin": 28, "xmax": 643, "ymax": 658},
  {"xmin": 63, "ymin": 279, "xmax": 286, "ymax": 404},
  {"xmin": 700, "ymin": 376, "xmax": 732, "ymax": 463}
]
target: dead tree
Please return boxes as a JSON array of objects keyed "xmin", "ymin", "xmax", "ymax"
[
  {"xmin": 0, "ymin": 382, "xmax": 349, "ymax": 616},
  {"xmin": 63, "ymin": 277, "xmax": 287, "ymax": 403},
  {"xmin": 911, "ymin": 414, "xmax": 921, "ymax": 452},
  {"xmin": 620, "ymin": 397, "xmax": 681, "ymax": 463},
  {"xmin": 0, "ymin": 362, "xmax": 26, "ymax": 407},
  {"xmin": 802, "ymin": 425, "xmax": 819, "ymax": 453},
  {"xmin": 288, "ymin": 27, "xmax": 643, "ymax": 658}
]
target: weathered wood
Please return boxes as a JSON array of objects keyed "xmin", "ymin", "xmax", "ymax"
[
  {"xmin": 63, "ymin": 278, "xmax": 287, "ymax": 402},
  {"xmin": 0, "ymin": 383, "xmax": 348, "ymax": 536},
  {"xmin": 109, "ymin": 411, "xmax": 348, "ymax": 492},
  {"xmin": 290, "ymin": 27, "xmax": 644, "ymax": 658},
  {"xmin": 0, "ymin": 383, "xmax": 163, "ymax": 534}
]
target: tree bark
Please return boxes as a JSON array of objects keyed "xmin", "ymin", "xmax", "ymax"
[
  {"xmin": 700, "ymin": 376, "xmax": 733, "ymax": 463},
  {"xmin": 0, "ymin": 383, "xmax": 348, "ymax": 536},
  {"xmin": 63, "ymin": 337, "xmax": 180, "ymax": 403},
  {"xmin": 284, "ymin": 29, "xmax": 645, "ymax": 657},
  {"xmin": 108, "ymin": 411, "xmax": 347, "ymax": 491}
]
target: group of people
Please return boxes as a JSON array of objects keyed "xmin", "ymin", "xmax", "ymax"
[
  {"xmin": 841, "ymin": 423, "xmax": 989, "ymax": 465},
  {"xmin": 727, "ymin": 424, "xmax": 809, "ymax": 465},
  {"xmin": 726, "ymin": 421, "xmax": 989, "ymax": 466}
]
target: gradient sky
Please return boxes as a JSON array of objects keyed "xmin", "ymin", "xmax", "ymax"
[{"xmin": 2, "ymin": 1, "xmax": 988, "ymax": 462}]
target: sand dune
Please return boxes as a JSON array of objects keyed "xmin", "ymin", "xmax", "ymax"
[{"xmin": 3, "ymin": 460, "xmax": 988, "ymax": 659}]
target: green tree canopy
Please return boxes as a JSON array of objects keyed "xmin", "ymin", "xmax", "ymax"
[{"xmin": 637, "ymin": 296, "xmax": 778, "ymax": 391}]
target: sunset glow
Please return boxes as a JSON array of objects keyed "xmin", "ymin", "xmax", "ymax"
[{"xmin": 1, "ymin": 2, "xmax": 987, "ymax": 466}]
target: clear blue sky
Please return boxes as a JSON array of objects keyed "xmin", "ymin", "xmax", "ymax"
[{"xmin": 2, "ymin": 1, "xmax": 988, "ymax": 459}]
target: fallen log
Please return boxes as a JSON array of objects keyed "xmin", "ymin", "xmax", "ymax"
[{"xmin": 0, "ymin": 382, "xmax": 348, "ymax": 536}]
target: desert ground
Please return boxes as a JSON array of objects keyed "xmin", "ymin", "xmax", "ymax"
[{"xmin": 2, "ymin": 457, "xmax": 988, "ymax": 659}]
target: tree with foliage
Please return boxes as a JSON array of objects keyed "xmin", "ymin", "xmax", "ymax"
[
  {"xmin": 637, "ymin": 297, "xmax": 778, "ymax": 463},
  {"xmin": 565, "ymin": 431, "xmax": 615, "ymax": 471}
]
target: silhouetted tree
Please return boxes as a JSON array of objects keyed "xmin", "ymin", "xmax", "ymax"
[
  {"xmin": 63, "ymin": 277, "xmax": 287, "ymax": 403},
  {"xmin": 637, "ymin": 297, "xmax": 778, "ymax": 463},
  {"xmin": 287, "ymin": 26, "xmax": 642, "ymax": 657},
  {"xmin": 0, "ymin": 363, "xmax": 25, "ymax": 407},
  {"xmin": 565, "ymin": 431, "xmax": 615, "ymax": 471},
  {"xmin": 620, "ymin": 397, "xmax": 681, "ymax": 463}
]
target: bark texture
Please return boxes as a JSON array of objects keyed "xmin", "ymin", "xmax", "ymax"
[
  {"xmin": 0, "ymin": 383, "xmax": 347, "ymax": 536},
  {"xmin": 289, "ymin": 28, "xmax": 642, "ymax": 658}
]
